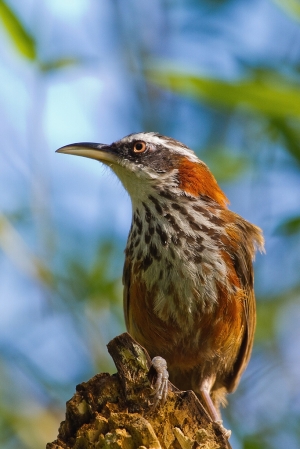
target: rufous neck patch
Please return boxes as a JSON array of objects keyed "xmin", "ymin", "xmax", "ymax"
[{"xmin": 178, "ymin": 157, "xmax": 229, "ymax": 208}]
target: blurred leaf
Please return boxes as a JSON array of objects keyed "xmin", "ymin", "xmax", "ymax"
[
  {"xmin": 39, "ymin": 58, "xmax": 80, "ymax": 73},
  {"xmin": 0, "ymin": 215, "xmax": 52, "ymax": 285},
  {"xmin": 243, "ymin": 435, "xmax": 272, "ymax": 449},
  {"xmin": 147, "ymin": 67, "xmax": 300, "ymax": 118},
  {"xmin": 1, "ymin": 409, "xmax": 59, "ymax": 449},
  {"xmin": 275, "ymin": 216, "xmax": 300, "ymax": 236},
  {"xmin": 59, "ymin": 242, "xmax": 121, "ymax": 307},
  {"xmin": 256, "ymin": 286, "xmax": 300, "ymax": 342},
  {"xmin": 0, "ymin": 1, "xmax": 36, "ymax": 60},
  {"xmin": 268, "ymin": 118, "xmax": 300, "ymax": 163},
  {"xmin": 272, "ymin": 0, "xmax": 300, "ymax": 22},
  {"xmin": 201, "ymin": 147, "xmax": 249, "ymax": 182},
  {"xmin": 256, "ymin": 299, "xmax": 281, "ymax": 343}
]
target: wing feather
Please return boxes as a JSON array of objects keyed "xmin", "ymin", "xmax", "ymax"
[{"xmin": 223, "ymin": 214, "xmax": 264, "ymax": 392}]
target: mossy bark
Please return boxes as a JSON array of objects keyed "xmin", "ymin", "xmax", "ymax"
[{"xmin": 47, "ymin": 333, "xmax": 231, "ymax": 449}]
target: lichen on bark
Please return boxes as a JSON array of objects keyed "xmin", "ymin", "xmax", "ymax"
[{"xmin": 46, "ymin": 333, "xmax": 231, "ymax": 449}]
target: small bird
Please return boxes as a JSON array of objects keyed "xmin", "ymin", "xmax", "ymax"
[{"xmin": 57, "ymin": 132, "xmax": 264, "ymax": 425}]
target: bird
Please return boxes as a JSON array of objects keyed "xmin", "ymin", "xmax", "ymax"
[{"xmin": 56, "ymin": 132, "xmax": 264, "ymax": 427}]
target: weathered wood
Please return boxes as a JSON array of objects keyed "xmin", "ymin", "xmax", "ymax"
[{"xmin": 47, "ymin": 333, "xmax": 231, "ymax": 449}]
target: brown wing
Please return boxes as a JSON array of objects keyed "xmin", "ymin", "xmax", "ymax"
[
  {"xmin": 223, "ymin": 214, "xmax": 264, "ymax": 392},
  {"xmin": 122, "ymin": 253, "xmax": 131, "ymax": 331}
]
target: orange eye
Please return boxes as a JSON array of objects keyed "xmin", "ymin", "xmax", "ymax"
[{"xmin": 133, "ymin": 141, "xmax": 146, "ymax": 153}]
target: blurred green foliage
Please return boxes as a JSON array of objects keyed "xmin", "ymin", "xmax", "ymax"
[
  {"xmin": 148, "ymin": 68, "xmax": 300, "ymax": 118},
  {"xmin": 272, "ymin": 0, "xmax": 300, "ymax": 21},
  {"xmin": 276, "ymin": 216, "xmax": 300, "ymax": 235},
  {"xmin": 0, "ymin": 0, "xmax": 36, "ymax": 60}
]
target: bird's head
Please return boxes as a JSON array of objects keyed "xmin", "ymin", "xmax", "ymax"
[{"xmin": 56, "ymin": 132, "xmax": 228, "ymax": 208}]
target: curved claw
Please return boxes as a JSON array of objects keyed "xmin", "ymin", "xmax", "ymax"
[
  {"xmin": 151, "ymin": 356, "xmax": 169, "ymax": 409},
  {"xmin": 215, "ymin": 420, "xmax": 231, "ymax": 439}
]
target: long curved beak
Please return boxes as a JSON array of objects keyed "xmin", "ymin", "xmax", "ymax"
[{"xmin": 56, "ymin": 142, "xmax": 118, "ymax": 165}]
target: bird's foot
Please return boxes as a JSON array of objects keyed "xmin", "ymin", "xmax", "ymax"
[
  {"xmin": 215, "ymin": 420, "xmax": 231, "ymax": 439},
  {"xmin": 150, "ymin": 356, "xmax": 169, "ymax": 409}
]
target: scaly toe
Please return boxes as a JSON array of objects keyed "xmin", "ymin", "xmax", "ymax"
[
  {"xmin": 151, "ymin": 356, "xmax": 169, "ymax": 409},
  {"xmin": 215, "ymin": 420, "xmax": 231, "ymax": 439}
]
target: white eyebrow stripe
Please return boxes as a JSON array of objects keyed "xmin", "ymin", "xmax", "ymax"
[{"xmin": 117, "ymin": 132, "xmax": 200, "ymax": 163}]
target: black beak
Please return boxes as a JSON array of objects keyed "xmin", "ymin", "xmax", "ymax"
[{"xmin": 56, "ymin": 142, "xmax": 118, "ymax": 165}]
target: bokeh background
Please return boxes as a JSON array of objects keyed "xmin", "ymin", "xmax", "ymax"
[{"xmin": 1, "ymin": 0, "xmax": 300, "ymax": 448}]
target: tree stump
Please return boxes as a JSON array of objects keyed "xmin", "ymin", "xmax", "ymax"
[{"xmin": 47, "ymin": 333, "xmax": 231, "ymax": 449}]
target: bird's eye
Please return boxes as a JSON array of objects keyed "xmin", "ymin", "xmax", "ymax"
[{"xmin": 133, "ymin": 141, "xmax": 146, "ymax": 153}]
